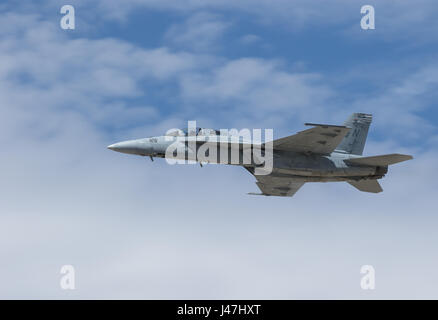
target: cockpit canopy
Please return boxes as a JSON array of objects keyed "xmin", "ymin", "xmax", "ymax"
[
  {"xmin": 198, "ymin": 128, "xmax": 220, "ymax": 136},
  {"xmin": 165, "ymin": 127, "xmax": 220, "ymax": 137},
  {"xmin": 165, "ymin": 128, "xmax": 186, "ymax": 137}
]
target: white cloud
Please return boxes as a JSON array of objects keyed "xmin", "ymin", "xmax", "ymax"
[
  {"xmin": 0, "ymin": 12, "xmax": 205, "ymax": 137},
  {"xmin": 41, "ymin": 0, "xmax": 438, "ymax": 45},
  {"xmin": 347, "ymin": 64, "xmax": 438, "ymax": 142},
  {"xmin": 179, "ymin": 58, "xmax": 334, "ymax": 129},
  {"xmin": 2, "ymin": 146, "xmax": 437, "ymax": 299},
  {"xmin": 240, "ymin": 34, "xmax": 261, "ymax": 45},
  {"xmin": 164, "ymin": 12, "xmax": 230, "ymax": 52}
]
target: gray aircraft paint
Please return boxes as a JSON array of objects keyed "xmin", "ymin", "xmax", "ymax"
[{"xmin": 107, "ymin": 113, "xmax": 413, "ymax": 197}]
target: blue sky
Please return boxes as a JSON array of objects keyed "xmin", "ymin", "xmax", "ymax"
[{"xmin": 1, "ymin": 0, "xmax": 438, "ymax": 298}]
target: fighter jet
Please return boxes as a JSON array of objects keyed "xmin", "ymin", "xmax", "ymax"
[{"xmin": 108, "ymin": 113, "xmax": 413, "ymax": 197}]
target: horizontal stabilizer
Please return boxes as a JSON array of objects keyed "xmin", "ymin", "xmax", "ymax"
[
  {"xmin": 348, "ymin": 180, "xmax": 383, "ymax": 193},
  {"xmin": 345, "ymin": 153, "xmax": 413, "ymax": 166}
]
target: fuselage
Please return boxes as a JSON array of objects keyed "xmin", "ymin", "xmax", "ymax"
[
  {"xmin": 107, "ymin": 115, "xmax": 412, "ymax": 196},
  {"xmin": 107, "ymin": 135, "xmax": 387, "ymax": 182}
]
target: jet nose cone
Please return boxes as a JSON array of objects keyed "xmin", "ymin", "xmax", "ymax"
[
  {"xmin": 107, "ymin": 141, "xmax": 130, "ymax": 153},
  {"xmin": 107, "ymin": 139, "xmax": 148, "ymax": 155}
]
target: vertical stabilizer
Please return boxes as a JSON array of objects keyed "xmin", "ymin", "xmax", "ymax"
[{"xmin": 336, "ymin": 113, "xmax": 372, "ymax": 155}]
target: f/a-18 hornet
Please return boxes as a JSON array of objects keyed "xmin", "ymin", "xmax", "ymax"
[{"xmin": 108, "ymin": 113, "xmax": 412, "ymax": 197}]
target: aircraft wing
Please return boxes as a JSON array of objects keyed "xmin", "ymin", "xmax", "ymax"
[
  {"xmin": 268, "ymin": 123, "xmax": 350, "ymax": 155},
  {"xmin": 249, "ymin": 175, "xmax": 305, "ymax": 197}
]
